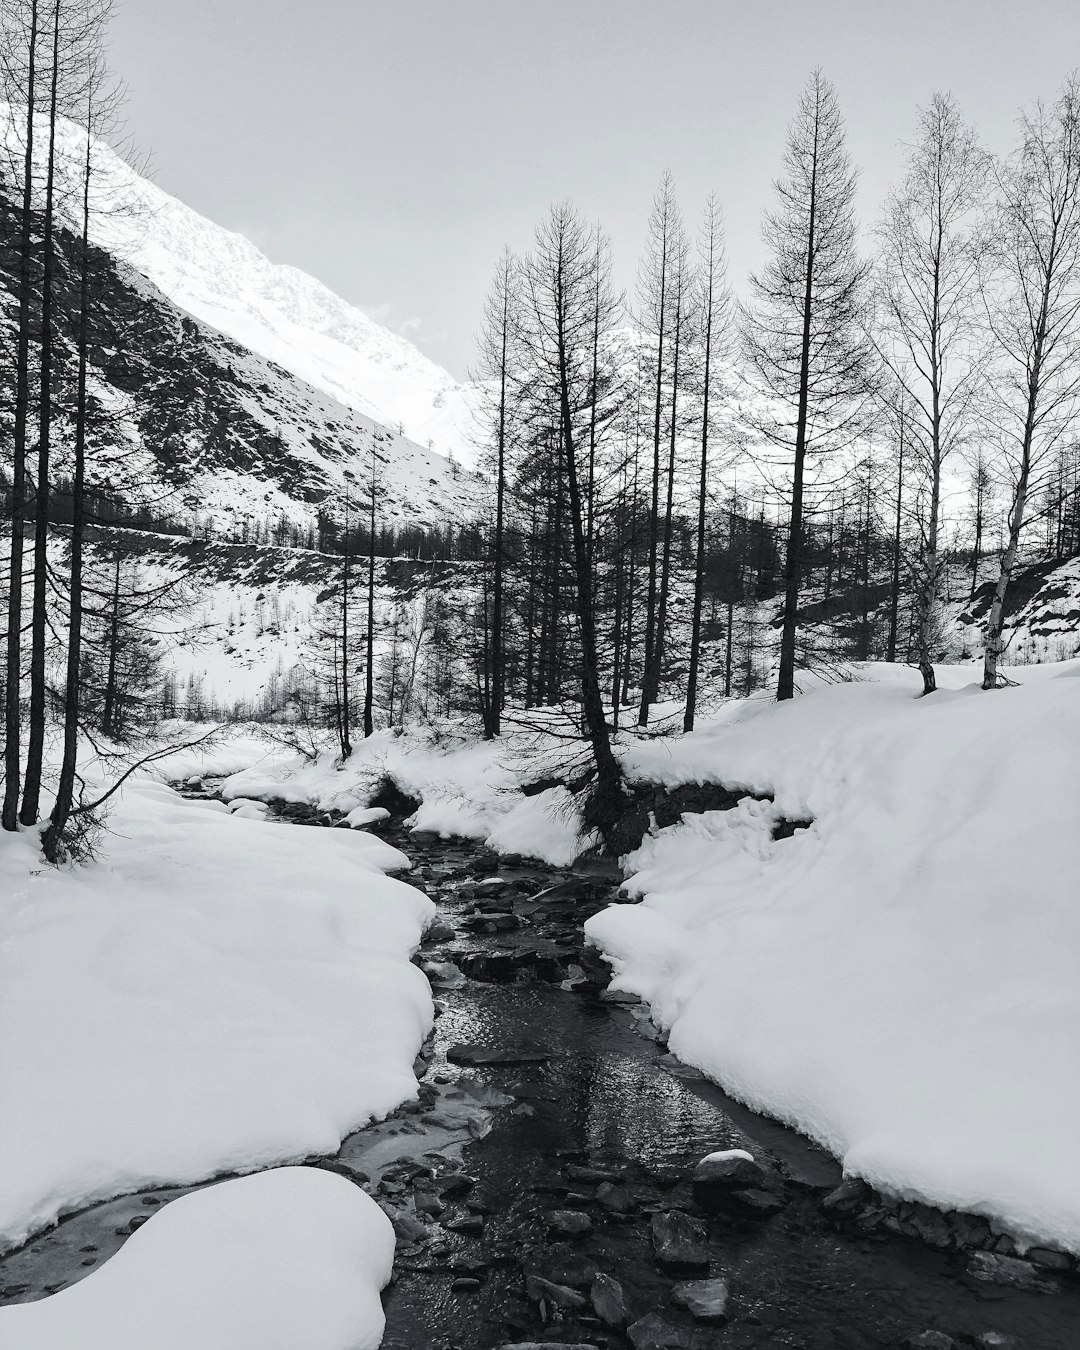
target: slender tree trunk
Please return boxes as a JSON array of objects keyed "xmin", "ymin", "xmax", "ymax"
[
  {"xmin": 652, "ymin": 278, "xmax": 683, "ymax": 717},
  {"xmin": 776, "ymin": 148, "xmax": 818, "ymax": 702},
  {"xmin": 685, "ymin": 257, "xmax": 714, "ymax": 732},
  {"xmin": 44, "ymin": 102, "xmax": 93, "ymax": 861},
  {"xmin": 102, "ymin": 557, "xmax": 121, "ymax": 737},
  {"xmin": 363, "ymin": 462, "xmax": 376, "ymax": 737},
  {"xmin": 339, "ymin": 482, "xmax": 352, "ymax": 757},
  {"xmin": 637, "ymin": 251, "xmax": 667, "ymax": 727},
  {"xmin": 487, "ymin": 283, "xmax": 509, "ymax": 738},
  {"xmin": 886, "ymin": 416, "xmax": 905, "ymax": 662},
  {"xmin": 21, "ymin": 3, "xmax": 62, "ymax": 824},
  {"xmin": 3, "ymin": 0, "xmax": 39, "ymax": 831}
]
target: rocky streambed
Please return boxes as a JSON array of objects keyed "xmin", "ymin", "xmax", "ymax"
[{"xmin": 2, "ymin": 793, "xmax": 1078, "ymax": 1350}]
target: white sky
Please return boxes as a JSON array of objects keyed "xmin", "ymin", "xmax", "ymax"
[{"xmin": 110, "ymin": 0, "xmax": 1080, "ymax": 379}]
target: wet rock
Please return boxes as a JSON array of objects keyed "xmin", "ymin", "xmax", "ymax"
[
  {"xmin": 413, "ymin": 1190, "xmax": 445, "ymax": 1217},
  {"xmin": 907, "ymin": 1203, "xmax": 954, "ymax": 1250},
  {"xmin": 451, "ymin": 1276, "xmax": 482, "ymax": 1292},
  {"xmin": 901, "ymin": 1333, "xmax": 960, "ymax": 1350},
  {"xmin": 729, "ymin": 1188, "xmax": 786, "ymax": 1217},
  {"xmin": 546, "ymin": 1209, "xmax": 593, "ymax": 1238},
  {"xmin": 972, "ymin": 1334, "xmax": 1020, "ymax": 1349},
  {"xmin": 525, "ymin": 1274, "xmax": 588, "ymax": 1310},
  {"xmin": 691, "ymin": 1150, "xmax": 774, "ymax": 1211},
  {"xmin": 434, "ymin": 1172, "xmax": 476, "ymax": 1198},
  {"xmin": 650, "ymin": 1210, "xmax": 710, "ymax": 1272},
  {"xmin": 627, "ymin": 1311, "xmax": 698, "ymax": 1349},
  {"xmin": 671, "ymin": 1277, "xmax": 730, "ymax": 1323},
  {"xmin": 566, "ymin": 1164, "xmax": 622, "ymax": 1184},
  {"xmin": 424, "ymin": 921, "xmax": 456, "ymax": 943},
  {"xmin": 601, "ymin": 988, "xmax": 642, "ymax": 1004},
  {"xmin": 596, "ymin": 1181, "xmax": 636, "ymax": 1214},
  {"xmin": 529, "ymin": 1243, "xmax": 599, "ymax": 1289},
  {"xmin": 590, "ymin": 1272, "xmax": 629, "ymax": 1327},
  {"xmin": 967, "ymin": 1250, "xmax": 1059, "ymax": 1293},
  {"xmin": 447, "ymin": 1043, "xmax": 550, "ymax": 1066},
  {"xmin": 1026, "ymin": 1245, "xmax": 1073, "ymax": 1271},
  {"xmin": 445, "ymin": 1214, "xmax": 484, "ymax": 1235},
  {"xmin": 390, "ymin": 1211, "xmax": 429, "ymax": 1245},
  {"xmin": 423, "ymin": 960, "xmax": 465, "ymax": 988},
  {"xmin": 497, "ymin": 1345, "xmax": 599, "ymax": 1350},
  {"xmin": 821, "ymin": 1175, "xmax": 872, "ymax": 1214}
]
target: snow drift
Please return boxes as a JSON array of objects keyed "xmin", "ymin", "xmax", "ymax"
[
  {"xmin": 0, "ymin": 1167, "xmax": 394, "ymax": 1350},
  {"xmin": 0, "ymin": 779, "xmax": 434, "ymax": 1250},
  {"xmin": 588, "ymin": 662, "xmax": 1080, "ymax": 1253}
]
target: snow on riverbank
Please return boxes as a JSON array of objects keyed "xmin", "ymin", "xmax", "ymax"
[
  {"xmin": 0, "ymin": 1168, "xmax": 394, "ymax": 1350},
  {"xmin": 0, "ymin": 777, "xmax": 434, "ymax": 1251},
  {"xmin": 587, "ymin": 661, "xmax": 1080, "ymax": 1253},
  {"xmin": 209, "ymin": 722, "xmax": 593, "ymax": 865}
]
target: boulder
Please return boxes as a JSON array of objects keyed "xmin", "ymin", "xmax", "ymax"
[
  {"xmin": 627, "ymin": 1312, "xmax": 698, "ymax": 1349},
  {"xmin": 590, "ymin": 1272, "xmax": 629, "ymax": 1327},
  {"xmin": 650, "ymin": 1210, "xmax": 710, "ymax": 1272},
  {"xmin": 596, "ymin": 1181, "xmax": 636, "ymax": 1214},
  {"xmin": 691, "ymin": 1150, "xmax": 773, "ymax": 1212},
  {"xmin": 546, "ymin": 1209, "xmax": 593, "ymax": 1238}
]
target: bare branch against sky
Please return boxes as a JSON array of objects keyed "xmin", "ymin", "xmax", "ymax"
[{"xmin": 109, "ymin": 0, "xmax": 1080, "ymax": 378}]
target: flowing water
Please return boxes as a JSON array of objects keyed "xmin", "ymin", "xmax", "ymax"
[{"xmin": 3, "ymin": 803, "xmax": 1078, "ymax": 1350}]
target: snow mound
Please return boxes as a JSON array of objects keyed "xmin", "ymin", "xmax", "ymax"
[
  {"xmin": 588, "ymin": 661, "xmax": 1080, "ymax": 1252},
  {"xmin": 0, "ymin": 1167, "xmax": 394, "ymax": 1350},
  {"xmin": 0, "ymin": 779, "xmax": 433, "ymax": 1251}
]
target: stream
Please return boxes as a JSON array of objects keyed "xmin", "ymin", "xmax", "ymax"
[{"xmin": 2, "ymin": 800, "xmax": 1078, "ymax": 1350}]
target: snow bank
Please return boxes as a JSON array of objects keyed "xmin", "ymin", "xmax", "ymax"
[
  {"xmin": 0, "ymin": 1167, "xmax": 394, "ymax": 1350},
  {"xmin": 0, "ymin": 778, "xmax": 433, "ymax": 1250},
  {"xmin": 587, "ymin": 662, "xmax": 1080, "ymax": 1252},
  {"xmin": 215, "ymin": 725, "xmax": 592, "ymax": 865}
]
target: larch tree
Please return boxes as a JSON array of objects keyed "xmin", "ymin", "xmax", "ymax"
[
  {"xmin": 981, "ymin": 78, "xmax": 1080, "ymax": 689},
  {"xmin": 521, "ymin": 203, "xmax": 626, "ymax": 839},
  {"xmin": 635, "ymin": 172, "xmax": 684, "ymax": 726},
  {"xmin": 684, "ymin": 194, "xmax": 731, "ymax": 732},
  {"xmin": 474, "ymin": 246, "xmax": 520, "ymax": 739},
  {"xmin": 875, "ymin": 92, "xmax": 986, "ymax": 695},
  {"xmin": 742, "ymin": 69, "xmax": 871, "ymax": 701}
]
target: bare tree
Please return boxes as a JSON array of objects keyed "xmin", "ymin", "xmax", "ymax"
[
  {"xmin": 981, "ymin": 78, "xmax": 1080, "ymax": 688},
  {"xmin": 876, "ymin": 92, "xmax": 987, "ymax": 694},
  {"xmin": 521, "ymin": 204, "xmax": 625, "ymax": 839},
  {"xmin": 685, "ymin": 194, "xmax": 731, "ymax": 732},
  {"xmin": 742, "ymin": 69, "xmax": 871, "ymax": 701}
]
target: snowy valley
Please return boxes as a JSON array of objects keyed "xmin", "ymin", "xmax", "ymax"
[{"xmin": 3, "ymin": 10, "xmax": 1080, "ymax": 1350}]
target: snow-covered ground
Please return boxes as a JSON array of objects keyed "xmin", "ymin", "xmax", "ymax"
[
  {"xmin": 587, "ymin": 661, "xmax": 1080, "ymax": 1254},
  {"xmin": 0, "ymin": 1167, "xmax": 394, "ymax": 1350},
  {"xmin": 0, "ymin": 773, "xmax": 434, "ymax": 1253}
]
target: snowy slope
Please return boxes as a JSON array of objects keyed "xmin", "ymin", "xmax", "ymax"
[
  {"xmin": 66, "ymin": 118, "xmax": 480, "ymax": 463},
  {"xmin": 0, "ymin": 103, "xmax": 485, "ymax": 533}
]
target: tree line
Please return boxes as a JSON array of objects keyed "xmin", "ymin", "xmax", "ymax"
[{"xmin": 462, "ymin": 69, "xmax": 1080, "ymax": 836}]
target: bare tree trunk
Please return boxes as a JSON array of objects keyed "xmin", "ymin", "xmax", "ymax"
[
  {"xmin": 21, "ymin": 0, "xmax": 62, "ymax": 824},
  {"xmin": 363, "ymin": 455, "xmax": 376, "ymax": 737},
  {"xmin": 3, "ymin": 0, "xmax": 39, "ymax": 831},
  {"xmin": 44, "ymin": 91, "xmax": 92, "ymax": 861}
]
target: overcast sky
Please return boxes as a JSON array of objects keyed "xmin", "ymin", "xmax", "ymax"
[{"xmin": 109, "ymin": 0, "xmax": 1080, "ymax": 380}]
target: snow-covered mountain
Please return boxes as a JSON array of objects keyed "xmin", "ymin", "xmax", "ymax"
[
  {"xmin": 0, "ymin": 104, "xmax": 486, "ymax": 532},
  {"xmin": 84, "ymin": 128, "xmax": 479, "ymax": 464}
]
